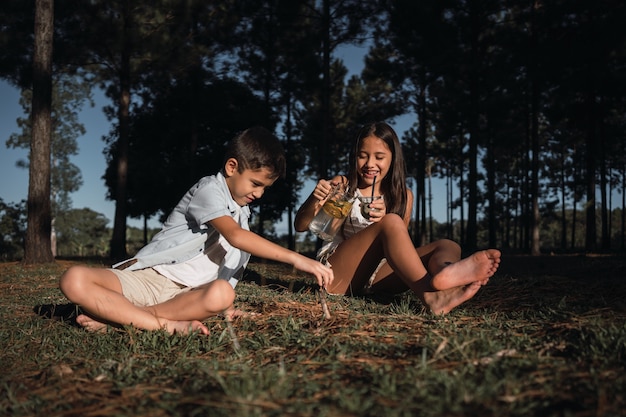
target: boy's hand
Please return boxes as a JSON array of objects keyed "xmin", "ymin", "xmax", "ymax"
[{"xmin": 294, "ymin": 255, "xmax": 334, "ymax": 289}]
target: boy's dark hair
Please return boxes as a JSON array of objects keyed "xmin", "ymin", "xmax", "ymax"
[{"xmin": 224, "ymin": 126, "xmax": 286, "ymax": 179}]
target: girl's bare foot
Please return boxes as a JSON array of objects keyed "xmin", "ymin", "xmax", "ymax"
[
  {"xmin": 430, "ymin": 249, "xmax": 501, "ymax": 291},
  {"xmin": 421, "ymin": 281, "xmax": 486, "ymax": 315}
]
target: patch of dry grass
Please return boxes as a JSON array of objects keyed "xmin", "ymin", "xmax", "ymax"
[{"xmin": 1, "ymin": 255, "xmax": 625, "ymax": 416}]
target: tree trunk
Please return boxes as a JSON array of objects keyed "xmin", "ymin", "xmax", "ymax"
[
  {"xmin": 599, "ymin": 117, "xmax": 610, "ymax": 251},
  {"xmin": 109, "ymin": 3, "xmax": 131, "ymax": 261},
  {"xmin": 504, "ymin": 176, "xmax": 512, "ymax": 250},
  {"xmin": 559, "ymin": 149, "xmax": 567, "ymax": 249},
  {"xmin": 523, "ymin": 105, "xmax": 531, "ymax": 252},
  {"xmin": 584, "ymin": 91, "xmax": 597, "ymax": 252},
  {"xmin": 24, "ymin": 0, "xmax": 55, "ymax": 264},
  {"xmin": 458, "ymin": 130, "xmax": 465, "ymax": 246},
  {"xmin": 529, "ymin": 1, "xmax": 541, "ymax": 256},
  {"xmin": 465, "ymin": 0, "xmax": 479, "ymax": 252},
  {"xmin": 320, "ymin": 0, "xmax": 330, "ymax": 180},
  {"xmin": 486, "ymin": 135, "xmax": 496, "ymax": 248},
  {"xmin": 285, "ymin": 89, "xmax": 295, "ymax": 250},
  {"xmin": 621, "ymin": 159, "xmax": 626, "ymax": 250},
  {"xmin": 530, "ymin": 81, "xmax": 540, "ymax": 255},
  {"xmin": 446, "ymin": 167, "xmax": 453, "ymax": 239},
  {"xmin": 417, "ymin": 79, "xmax": 427, "ymax": 246},
  {"xmin": 427, "ymin": 161, "xmax": 433, "ymax": 241}
]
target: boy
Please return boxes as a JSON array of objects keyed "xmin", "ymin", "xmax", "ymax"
[{"xmin": 59, "ymin": 127, "xmax": 334, "ymax": 335}]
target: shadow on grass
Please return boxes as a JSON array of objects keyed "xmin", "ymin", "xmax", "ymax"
[
  {"xmin": 33, "ymin": 303, "xmax": 83, "ymax": 327},
  {"xmin": 241, "ymin": 266, "xmax": 409, "ymax": 307}
]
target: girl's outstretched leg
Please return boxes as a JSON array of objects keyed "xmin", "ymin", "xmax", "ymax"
[
  {"xmin": 326, "ymin": 215, "xmax": 501, "ymax": 299},
  {"xmin": 420, "ymin": 282, "xmax": 486, "ymax": 315},
  {"xmin": 429, "ymin": 249, "xmax": 501, "ymax": 290}
]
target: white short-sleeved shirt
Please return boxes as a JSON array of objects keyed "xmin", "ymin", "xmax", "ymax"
[{"xmin": 112, "ymin": 172, "xmax": 250, "ymax": 288}]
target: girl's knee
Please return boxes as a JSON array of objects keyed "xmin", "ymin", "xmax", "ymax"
[
  {"xmin": 438, "ymin": 239, "xmax": 461, "ymax": 255},
  {"xmin": 380, "ymin": 213, "xmax": 406, "ymax": 229}
]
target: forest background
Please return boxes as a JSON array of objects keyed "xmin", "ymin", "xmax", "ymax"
[{"xmin": 1, "ymin": 0, "xmax": 625, "ymax": 263}]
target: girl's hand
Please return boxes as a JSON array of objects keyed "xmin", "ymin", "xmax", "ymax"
[
  {"xmin": 312, "ymin": 177, "xmax": 343, "ymax": 203},
  {"xmin": 312, "ymin": 179, "xmax": 333, "ymax": 202},
  {"xmin": 366, "ymin": 197, "xmax": 387, "ymax": 222},
  {"xmin": 294, "ymin": 175, "xmax": 345, "ymax": 233}
]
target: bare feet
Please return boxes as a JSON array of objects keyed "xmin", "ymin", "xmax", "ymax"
[
  {"xmin": 421, "ymin": 281, "xmax": 487, "ymax": 315},
  {"xmin": 223, "ymin": 308, "xmax": 258, "ymax": 320},
  {"xmin": 76, "ymin": 314, "xmax": 110, "ymax": 333},
  {"xmin": 75, "ymin": 314, "xmax": 210, "ymax": 335},
  {"xmin": 430, "ymin": 249, "xmax": 501, "ymax": 291},
  {"xmin": 161, "ymin": 319, "xmax": 210, "ymax": 335}
]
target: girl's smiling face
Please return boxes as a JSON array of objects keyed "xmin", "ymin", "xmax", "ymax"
[{"xmin": 356, "ymin": 135, "xmax": 392, "ymax": 188}]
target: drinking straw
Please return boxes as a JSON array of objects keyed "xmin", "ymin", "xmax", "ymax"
[{"xmin": 371, "ymin": 176, "xmax": 377, "ymax": 200}]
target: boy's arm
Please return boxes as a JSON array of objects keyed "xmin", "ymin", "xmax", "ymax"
[{"xmin": 210, "ymin": 215, "xmax": 334, "ymax": 288}]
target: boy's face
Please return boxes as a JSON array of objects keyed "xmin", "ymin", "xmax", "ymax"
[{"xmin": 224, "ymin": 158, "xmax": 277, "ymax": 206}]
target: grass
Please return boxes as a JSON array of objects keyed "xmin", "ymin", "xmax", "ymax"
[{"xmin": 0, "ymin": 255, "xmax": 625, "ymax": 416}]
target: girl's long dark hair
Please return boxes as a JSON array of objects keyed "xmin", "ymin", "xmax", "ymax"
[{"xmin": 346, "ymin": 121, "xmax": 408, "ymax": 219}]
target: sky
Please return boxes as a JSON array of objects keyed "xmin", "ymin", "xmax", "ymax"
[{"xmin": 0, "ymin": 45, "xmax": 447, "ymax": 235}]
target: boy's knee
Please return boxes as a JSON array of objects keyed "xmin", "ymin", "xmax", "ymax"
[
  {"xmin": 204, "ymin": 279, "xmax": 236, "ymax": 311},
  {"xmin": 59, "ymin": 265, "xmax": 88, "ymax": 298}
]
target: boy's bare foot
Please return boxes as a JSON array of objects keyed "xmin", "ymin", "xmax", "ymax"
[
  {"xmin": 223, "ymin": 308, "xmax": 258, "ymax": 320},
  {"xmin": 421, "ymin": 281, "xmax": 486, "ymax": 315},
  {"xmin": 162, "ymin": 319, "xmax": 210, "ymax": 335},
  {"xmin": 76, "ymin": 314, "xmax": 110, "ymax": 333},
  {"xmin": 76, "ymin": 314, "xmax": 210, "ymax": 335},
  {"xmin": 430, "ymin": 249, "xmax": 501, "ymax": 291}
]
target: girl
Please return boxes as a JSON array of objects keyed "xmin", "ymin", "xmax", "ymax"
[{"xmin": 295, "ymin": 121, "xmax": 501, "ymax": 314}]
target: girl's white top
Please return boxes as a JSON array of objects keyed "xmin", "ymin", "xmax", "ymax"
[{"xmin": 317, "ymin": 189, "xmax": 376, "ymax": 262}]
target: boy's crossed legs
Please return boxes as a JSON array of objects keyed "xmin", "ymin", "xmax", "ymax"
[{"xmin": 59, "ymin": 266, "xmax": 234, "ymax": 335}]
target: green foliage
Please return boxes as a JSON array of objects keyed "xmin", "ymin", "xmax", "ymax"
[
  {"xmin": 6, "ymin": 76, "xmax": 90, "ymax": 213},
  {"xmin": 104, "ymin": 76, "xmax": 273, "ymax": 223},
  {"xmin": 2, "ymin": 0, "xmax": 626, "ymax": 257},
  {"xmin": 0, "ymin": 199, "xmax": 26, "ymax": 260},
  {"xmin": 0, "ymin": 1, "xmax": 34, "ymax": 87},
  {"xmin": 54, "ymin": 208, "xmax": 110, "ymax": 257}
]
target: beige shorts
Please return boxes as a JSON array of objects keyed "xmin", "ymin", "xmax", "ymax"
[{"xmin": 109, "ymin": 267, "xmax": 192, "ymax": 307}]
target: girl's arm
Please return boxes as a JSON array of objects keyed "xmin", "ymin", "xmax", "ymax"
[
  {"xmin": 403, "ymin": 189, "xmax": 414, "ymax": 226},
  {"xmin": 294, "ymin": 175, "xmax": 344, "ymax": 232},
  {"xmin": 210, "ymin": 216, "xmax": 334, "ymax": 288}
]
